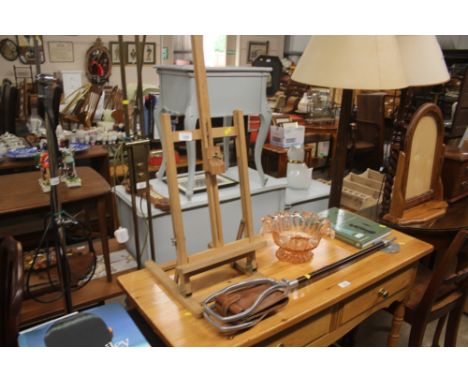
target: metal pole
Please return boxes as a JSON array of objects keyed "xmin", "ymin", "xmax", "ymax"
[
  {"xmin": 134, "ymin": 35, "xmax": 146, "ymax": 137},
  {"xmin": 37, "ymin": 74, "xmax": 73, "ymax": 313}
]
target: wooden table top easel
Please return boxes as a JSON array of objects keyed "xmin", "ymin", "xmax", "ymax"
[{"xmin": 144, "ymin": 36, "xmax": 267, "ymax": 317}]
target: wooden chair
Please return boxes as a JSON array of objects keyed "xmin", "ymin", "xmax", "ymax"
[
  {"xmin": 80, "ymin": 85, "xmax": 103, "ymax": 128},
  {"xmin": 0, "ymin": 81, "xmax": 19, "ymax": 135},
  {"xmin": 403, "ymin": 229, "xmax": 468, "ymax": 346},
  {"xmin": 349, "ymin": 92, "xmax": 386, "ymax": 170},
  {"xmin": 0, "ymin": 236, "xmax": 23, "ymax": 346},
  {"xmin": 61, "ymin": 85, "xmax": 102, "ymax": 129}
]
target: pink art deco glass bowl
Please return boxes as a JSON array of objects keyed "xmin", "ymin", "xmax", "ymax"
[{"xmin": 261, "ymin": 211, "xmax": 335, "ymax": 264}]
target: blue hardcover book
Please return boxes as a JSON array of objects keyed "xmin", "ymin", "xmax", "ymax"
[{"xmin": 19, "ymin": 303, "xmax": 150, "ymax": 347}]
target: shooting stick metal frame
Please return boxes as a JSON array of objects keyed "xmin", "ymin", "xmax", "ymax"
[{"xmin": 145, "ymin": 36, "xmax": 266, "ymax": 317}]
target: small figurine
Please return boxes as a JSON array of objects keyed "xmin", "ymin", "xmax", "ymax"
[
  {"xmin": 37, "ymin": 151, "xmax": 51, "ymax": 192},
  {"xmin": 61, "ymin": 148, "xmax": 82, "ymax": 188}
]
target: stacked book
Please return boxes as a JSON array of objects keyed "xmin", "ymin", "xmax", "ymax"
[{"xmin": 318, "ymin": 207, "xmax": 391, "ymax": 249}]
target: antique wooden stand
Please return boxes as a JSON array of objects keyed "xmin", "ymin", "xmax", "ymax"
[{"xmin": 145, "ymin": 36, "xmax": 266, "ymax": 317}]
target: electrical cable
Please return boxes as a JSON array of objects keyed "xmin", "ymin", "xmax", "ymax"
[{"xmin": 25, "ymin": 210, "xmax": 98, "ymax": 304}]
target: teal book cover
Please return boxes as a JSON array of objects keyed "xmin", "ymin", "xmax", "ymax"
[
  {"xmin": 18, "ymin": 303, "xmax": 150, "ymax": 347},
  {"xmin": 318, "ymin": 207, "xmax": 391, "ymax": 248}
]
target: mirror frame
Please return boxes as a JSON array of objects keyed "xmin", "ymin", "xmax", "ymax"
[
  {"xmin": 85, "ymin": 38, "xmax": 112, "ymax": 85},
  {"xmin": 401, "ymin": 103, "xmax": 445, "ymax": 209},
  {"xmin": 384, "ymin": 102, "xmax": 446, "ymax": 223}
]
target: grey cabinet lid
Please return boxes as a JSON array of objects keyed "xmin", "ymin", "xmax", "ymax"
[{"xmin": 155, "ymin": 64, "xmax": 272, "ymax": 74}]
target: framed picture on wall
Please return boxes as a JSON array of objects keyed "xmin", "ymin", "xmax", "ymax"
[
  {"xmin": 109, "ymin": 42, "xmax": 121, "ymax": 65},
  {"xmin": 143, "ymin": 42, "xmax": 156, "ymax": 65},
  {"xmin": 125, "ymin": 42, "xmax": 156, "ymax": 65},
  {"xmin": 247, "ymin": 41, "xmax": 269, "ymax": 63},
  {"xmin": 48, "ymin": 41, "xmax": 74, "ymax": 63},
  {"xmin": 16, "ymin": 35, "xmax": 45, "ymax": 64},
  {"xmin": 126, "ymin": 42, "xmax": 137, "ymax": 64}
]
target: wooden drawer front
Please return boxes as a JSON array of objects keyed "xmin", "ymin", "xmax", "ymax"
[
  {"xmin": 442, "ymin": 159, "xmax": 468, "ymax": 199},
  {"xmin": 456, "ymin": 180, "xmax": 468, "ymax": 195},
  {"xmin": 262, "ymin": 312, "xmax": 331, "ymax": 347},
  {"xmin": 340, "ymin": 268, "xmax": 413, "ymax": 324},
  {"xmin": 455, "ymin": 162, "xmax": 468, "ymax": 181}
]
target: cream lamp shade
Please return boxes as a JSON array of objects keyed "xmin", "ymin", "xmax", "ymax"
[{"xmin": 291, "ymin": 36, "xmax": 449, "ymax": 90}]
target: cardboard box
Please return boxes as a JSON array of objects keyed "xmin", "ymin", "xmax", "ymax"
[{"xmin": 270, "ymin": 123, "xmax": 305, "ymax": 148}]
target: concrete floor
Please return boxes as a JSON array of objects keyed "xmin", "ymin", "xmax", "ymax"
[{"xmin": 354, "ymin": 310, "xmax": 468, "ymax": 346}]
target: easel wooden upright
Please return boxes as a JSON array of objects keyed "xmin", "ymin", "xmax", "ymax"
[{"xmin": 145, "ymin": 35, "xmax": 267, "ymax": 317}]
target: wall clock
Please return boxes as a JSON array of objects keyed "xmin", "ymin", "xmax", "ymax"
[{"xmin": 0, "ymin": 38, "xmax": 18, "ymax": 61}]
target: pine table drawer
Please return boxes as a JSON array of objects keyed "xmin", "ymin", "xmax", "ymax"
[
  {"xmin": 340, "ymin": 268, "xmax": 413, "ymax": 324},
  {"xmin": 261, "ymin": 311, "xmax": 331, "ymax": 347}
]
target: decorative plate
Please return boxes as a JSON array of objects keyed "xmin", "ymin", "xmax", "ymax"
[
  {"xmin": 69, "ymin": 143, "xmax": 90, "ymax": 153},
  {"xmin": 0, "ymin": 38, "xmax": 18, "ymax": 61},
  {"xmin": 6, "ymin": 147, "xmax": 39, "ymax": 159}
]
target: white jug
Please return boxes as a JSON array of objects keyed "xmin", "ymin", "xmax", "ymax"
[{"xmin": 286, "ymin": 144, "xmax": 312, "ymax": 189}]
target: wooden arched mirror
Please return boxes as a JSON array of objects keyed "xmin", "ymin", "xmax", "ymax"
[
  {"xmin": 85, "ymin": 38, "xmax": 111, "ymax": 85},
  {"xmin": 384, "ymin": 103, "xmax": 448, "ymax": 225}
]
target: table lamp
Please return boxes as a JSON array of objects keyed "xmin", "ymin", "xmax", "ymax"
[{"xmin": 292, "ymin": 36, "xmax": 449, "ymax": 208}]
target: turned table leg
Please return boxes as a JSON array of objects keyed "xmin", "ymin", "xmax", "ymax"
[
  {"xmin": 387, "ymin": 301, "xmax": 405, "ymax": 346},
  {"xmin": 155, "ymin": 106, "xmax": 167, "ymax": 181},
  {"xmin": 254, "ymin": 107, "xmax": 272, "ymax": 186}
]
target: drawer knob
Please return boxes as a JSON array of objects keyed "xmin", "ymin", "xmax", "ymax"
[{"xmin": 378, "ymin": 288, "xmax": 389, "ymax": 298}]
